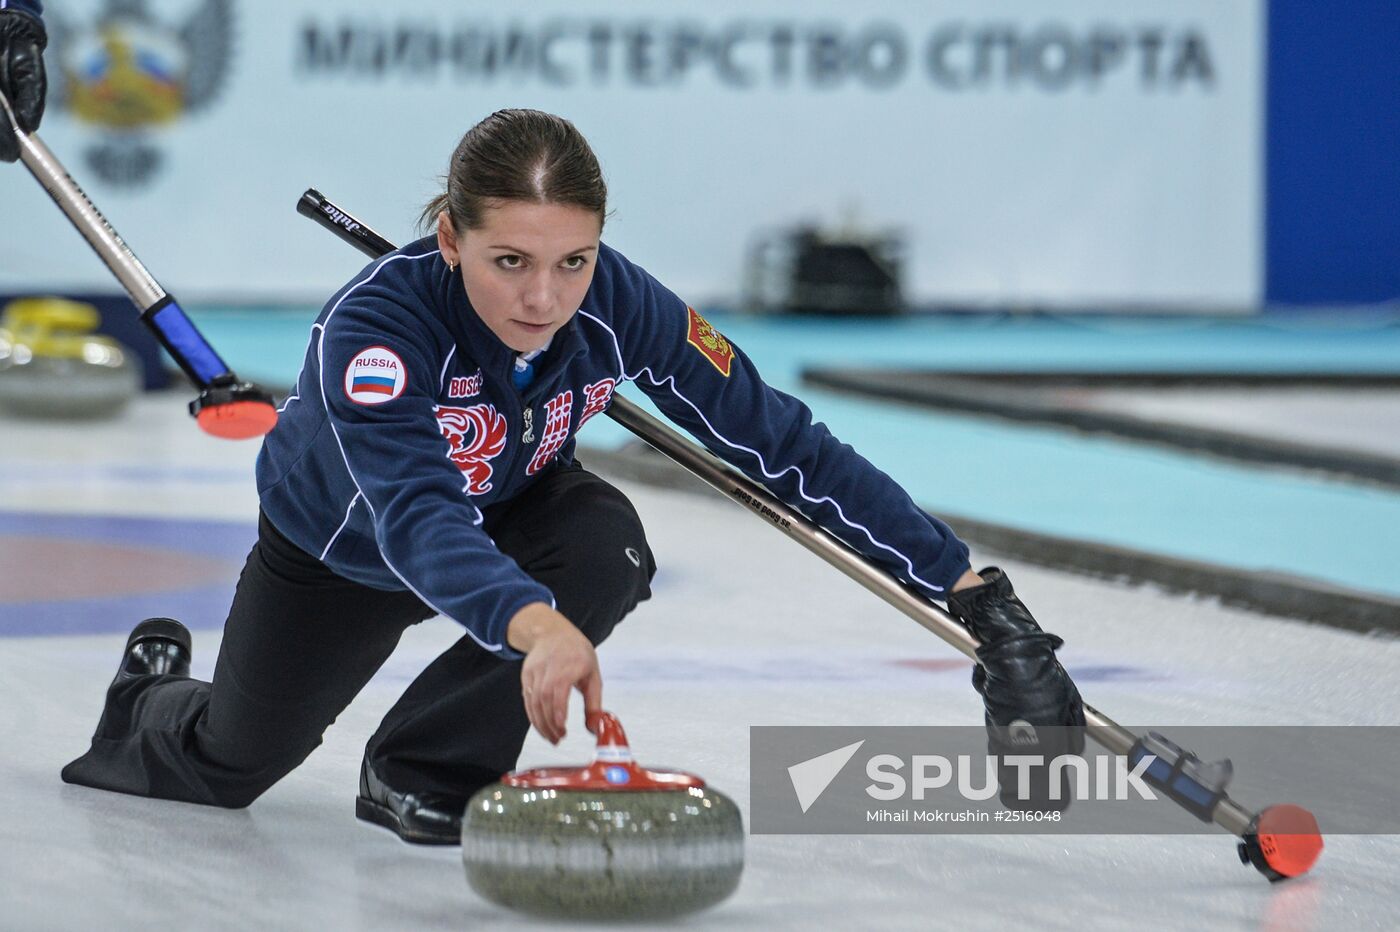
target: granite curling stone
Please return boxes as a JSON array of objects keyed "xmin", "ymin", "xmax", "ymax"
[
  {"xmin": 0, "ymin": 298, "xmax": 140, "ymax": 420},
  {"xmin": 462, "ymin": 711, "xmax": 744, "ymax": 920}
]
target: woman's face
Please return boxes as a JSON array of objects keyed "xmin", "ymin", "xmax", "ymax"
[{"xmin": 438, "ymin": 200, "xmax": 602, "ymax": 353}]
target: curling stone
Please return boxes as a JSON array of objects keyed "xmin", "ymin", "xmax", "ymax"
[
  {"xmin": 461, "ymin": 711, "xmax": 745, "ymax": 920},
  {"xmin": 0, "ymin": 297, "xmax": 140, "ymax": 419}
]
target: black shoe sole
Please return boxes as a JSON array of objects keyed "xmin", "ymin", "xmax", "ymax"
[
  {"xmin": 127, "ymin": 617, "xmax": 192, "ymax": 654},
  {"xmin": 355, "ymin": 795, "xmax": 461, "ymax": 846},
  {"xmin": 114, "ymin": 617, "xmax": 192, "ymax": 684}
]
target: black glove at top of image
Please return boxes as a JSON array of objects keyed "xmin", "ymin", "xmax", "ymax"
[{"xmin": 0, "ymin": 7, "xmax": 47, "ymax": 163}]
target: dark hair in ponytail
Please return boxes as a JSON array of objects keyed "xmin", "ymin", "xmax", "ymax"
[{"xmin": 420, "ymin": 109, "xmax": 608, "ymax": 233}]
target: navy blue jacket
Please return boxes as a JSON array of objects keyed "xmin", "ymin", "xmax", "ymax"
[{"xmin": 258, "ymin": 238, "xmax": 970, "ymax": 658}]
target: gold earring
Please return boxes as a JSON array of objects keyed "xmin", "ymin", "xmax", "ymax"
[{"xmin": 448, "ymin": 261, "xmax": 457, "ymax": 273}]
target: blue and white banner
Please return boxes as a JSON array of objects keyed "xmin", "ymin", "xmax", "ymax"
[{"xmin": 1, "ymin": 0, "xmax": 1264, "ymax": 310}]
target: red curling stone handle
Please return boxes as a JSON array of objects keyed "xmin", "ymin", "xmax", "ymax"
[{"xmin": 502, "ymin": 710, "xmax": 706, "ymax": 791}]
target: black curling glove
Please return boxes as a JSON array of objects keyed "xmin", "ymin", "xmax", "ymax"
[
  {"xmin": 947, "ymin": 567, "xmax": 1086, "ymax": 811},
  {"xmin": 0, "ymin": 9, "xmax": 47, "ymax": 162}
]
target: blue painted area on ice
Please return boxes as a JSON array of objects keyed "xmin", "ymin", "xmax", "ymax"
[
  {"xmin": 0, "ymin": 511, "xmax": 256, "ymax": 559},
  {"xmin": 0, "ymin": 512, "xmax": 253, "ymax": 637}
]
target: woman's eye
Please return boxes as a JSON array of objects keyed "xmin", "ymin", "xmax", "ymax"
[
  {"xmin": 563, "ymin": 256, "xmax": 587, "ymax": 270},
  {"xmin": 496, "ymin": 255, "xmax": 524, "ymax": 270}
]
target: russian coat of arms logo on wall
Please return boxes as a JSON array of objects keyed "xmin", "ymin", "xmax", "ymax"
[{"xmin": 47, "ymin": 0, "xmax": 234, "ymax": 186}]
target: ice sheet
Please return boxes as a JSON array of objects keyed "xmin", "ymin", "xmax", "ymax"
[{"xmin": 1, "ymin": 398, "xmax": 1397, "ymax": 930}]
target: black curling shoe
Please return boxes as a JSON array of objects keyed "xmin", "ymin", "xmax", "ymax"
[
  {"xmin": 356, "ymin": 759, "xmax": 471, "ymax": 846},
  {"xmin": 113, "ymin": 617, "xmax": 192, "ymax": 687}
]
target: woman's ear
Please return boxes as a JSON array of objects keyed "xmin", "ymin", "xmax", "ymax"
[{"xmin": 436, "ymin": 211, "xmax": 460, "ymax": 267}]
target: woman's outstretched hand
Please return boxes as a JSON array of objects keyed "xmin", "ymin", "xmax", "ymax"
[{"xmin": 507, "ymin": 602, "xmax": 602, "ymax": 744}]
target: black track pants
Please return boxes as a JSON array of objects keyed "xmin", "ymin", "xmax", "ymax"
[{"xmin": 60, "ymin": 463, "xmax": 656, "ymax": 807}]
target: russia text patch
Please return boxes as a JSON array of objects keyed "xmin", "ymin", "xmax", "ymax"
[
  {"xmin": 344, "ymin": 346, "xmax": 407, "ymax": 405},
  {"xmin": 686, "ymin": 306, "xmax": 735, "ymax": 377}
]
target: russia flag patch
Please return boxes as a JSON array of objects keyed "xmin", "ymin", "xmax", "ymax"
[{"xmin": 344, "ymin": 346, "xmax": 407, "ymax": 405}]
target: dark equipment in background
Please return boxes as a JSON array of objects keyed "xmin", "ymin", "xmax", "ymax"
[{"xmin": 744, "ymin": 224, "xmax": 905, "ymax": 316}]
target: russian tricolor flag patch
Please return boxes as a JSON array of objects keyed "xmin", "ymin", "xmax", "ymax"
[
  {"xmin": 352, "ymin": 375, "xmax": 396, "ymax": 395},
  {"xmin": 344, "ymin": 346, "xmax": 407, "ymax": 405}
]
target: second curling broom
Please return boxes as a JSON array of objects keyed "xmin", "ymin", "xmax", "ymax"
[{"xmin": 1, "ymin": 91, "xmax": 276, "ymax": 439}]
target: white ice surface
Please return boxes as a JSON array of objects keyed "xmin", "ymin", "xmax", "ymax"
[
  {"xmin": 1059, "ymin": 387, "xmax": 1400, "ymax": 460},
  {"xmin": 1, "ymin": 398, "xmax": 1398, "ymax": 930}
]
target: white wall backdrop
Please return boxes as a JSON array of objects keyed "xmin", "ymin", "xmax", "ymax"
[{"xmin": 0, "ymin": 0, "xmax": 1263, "ymax": 309}]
